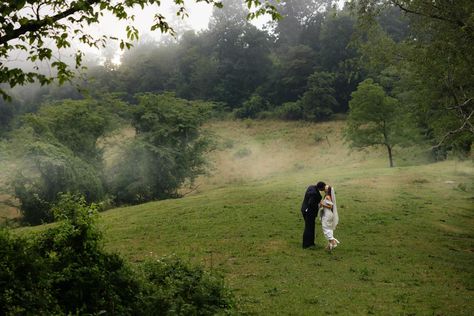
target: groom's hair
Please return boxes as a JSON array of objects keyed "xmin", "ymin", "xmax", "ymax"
[{"xmin": 316, "ymin": 182, "xmax": 326, "ymax": 190}]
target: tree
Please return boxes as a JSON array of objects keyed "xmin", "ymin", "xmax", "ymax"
[
  {"xmin": 0, "ymin": 0, "xmax": 280, "ymax": 100},
  {"xmin": 106, "ymin": 93, "xmax": 212, "ymax": 204},
  {"xmin": 351, "ymin": 0, "xmax": 474, "ymax": 152},
  {"xmin": 173, "ymin": 31, "xmax": 220, "ymax": 101},
  {"xmin": 13, "ymin": 139, "xmax": 105, "ymax": 224},
  {"xmin": 265, "ymin": 44, "xmax": 317, "ymax": 105},
  {"xmin": 345, "ymin": 79, "xmax": 412, "ymax": 167},
  {"xmin": 205, "ymin": 0, "xmax": 273, "ymax": 107},
  {"xmin": 8, "ymin": 97, "xmax": 125, "ymax": 224},
  {"xmin": 4, "ymin": 93, "xmax": 213, "ymax": 222},
  {"xmin": 300, "ymin": 71, "xmax": 338, "ymax": 121},
  {"xmin": 319, "ymin": 9, "xmax": 360, "ymax": 112},
  {"xmin": 119, "ymin": 42, "xmax": 178, "ymax": 95},
  {"xmin": 271, "ymin": 0, "xmax": 333, "ymax": 47}
]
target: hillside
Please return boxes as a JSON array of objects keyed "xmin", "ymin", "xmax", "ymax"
[
  {"xmin": 12, "ymin": 120, "xmax": 474, "ymax": 314},
  {"xmin": 95, "ymin": 120, "xmax": 474, "ymax": 315}
]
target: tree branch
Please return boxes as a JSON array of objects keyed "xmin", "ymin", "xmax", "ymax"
[
  {"xmin": 391, "ymin": 0, "xmax": 466, "ymax": 29},
  {"xmin": 432, "ymin": 110, "xmax": 474, "ymax": 149},
  {"xmin": 445, "ymin": 98, "xmax": 473, "ymax": 111},
  {"xmin": 0, "ymin": 0, "xmax": 101, "ymax": 45}
]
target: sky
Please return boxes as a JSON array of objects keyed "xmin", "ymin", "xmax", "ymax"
[
  {"xmin": 6, "ymin": 0, "xmax": 344, "ymax": 68},
  {"xmin": 87, "ymin": 0, "xmax": 271, "ymax": 64}
]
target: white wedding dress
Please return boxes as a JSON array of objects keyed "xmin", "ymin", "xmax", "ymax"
[{"xmin": 320, "ymin": 188, "xmax": 339, "ymax": 246}]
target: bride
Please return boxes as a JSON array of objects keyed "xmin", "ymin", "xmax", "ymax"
[{"xmin": 318, "ymin": 183, "xmax": 340, "ymax": 250}]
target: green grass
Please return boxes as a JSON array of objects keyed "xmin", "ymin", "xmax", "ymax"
[{"xmin": 19, "ymin": 120, "xmax": 474, "ymax": 314}]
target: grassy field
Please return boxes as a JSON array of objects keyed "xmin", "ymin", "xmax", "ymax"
[{"xmin": 19, "ymin": 120, "xmax": 474, "ymax": 314}]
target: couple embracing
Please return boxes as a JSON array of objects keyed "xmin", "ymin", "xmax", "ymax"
[{"xmin": 301, "ymin": 181, "xmax": 340, "ymax": 250}]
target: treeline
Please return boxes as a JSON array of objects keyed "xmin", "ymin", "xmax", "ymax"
[
  {"xmin": 89, "ymin": 0, "xmax": 365, "ymax": 118},
  {"xmin": 2, "ymin": 0, "xmax": 471, "ymax": 155},
  {"xmin": 0, "ymin": 1, "xmax": 404, "ymax": 126}
]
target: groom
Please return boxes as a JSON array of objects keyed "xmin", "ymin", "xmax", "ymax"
[{"xmin": 300, "ymin": 181, "xmax": 326, "ymax": 248}]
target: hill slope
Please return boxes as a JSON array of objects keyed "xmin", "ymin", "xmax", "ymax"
[
  {"xmin": 99, "ymin": 120, "xmax": 474, "ymax": 315},
  {"xmin": 23, "ymin": 120, "xmax": 474, "ymax": 314}
]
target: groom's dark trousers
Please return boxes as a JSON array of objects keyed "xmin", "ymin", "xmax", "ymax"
[{"xmin": 301, "ymin": 185, "xmax": 322, "ymax": 248}]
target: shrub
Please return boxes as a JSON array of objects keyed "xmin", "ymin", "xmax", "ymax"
[
  {"xmin": 0, "ymin": 194, "xmax": 140, "ymax": 315},
  {"xmin": 221, "ymin": 139, "xmax": 235, "ymax": 149},
  {"xmin": 0, "ymin": 229, "xmax": 57, "ymax": 314},
  {"xmin": 243, "ymin": 118, "xmax": 253, "ymax": 128},
  {"xmin": 234, "ymin": 147, "xmax": 252, "ymax": 158},
  {"xmin": 14, "ymin": 140, "xmax": 104, "ymax": 225},
  {"xmin": 9, "ymin": 97, "xmax": 123, "ymax": 225},
  {"xmin": 0, "ymin": 195, "xmax": 234, "ymax": 315},
  {"xmin": 233, "ymin": 94, "xmax": 269, "ymax": 119},
  {"xmin": 255, "ymin": 111, "xmax": 275, "ymax": 120},
  {"xmin": 139, "ymin": 257, "xmax": 234, "ymax": 315},
  {"xmin": 313, "ymin": 133, "xmax": 324, "ymax": 143},
  {"xmin": 275, "ymin": 102, "xmax": 303, "ymax": 120}
]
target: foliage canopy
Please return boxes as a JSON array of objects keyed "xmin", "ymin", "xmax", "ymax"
[{"xmin": 0, "ymin": 0, "xmax": 280, "ymax": 100}]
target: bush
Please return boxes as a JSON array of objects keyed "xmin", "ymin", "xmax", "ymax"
[
  {"xmin": 221, "ymin": 139, "xmax": 235, "ymax": 149},
  {"xmin": 255, "ymin": 111, "xmax": 275, "ymax": 120},
  {"xmin": 234, "ymin": 147, "xmax": 252, "ymax": 158},
  {"xmin": 0, "ymin": 194, "xmax": 141, "ymax": 315},
  {"xmin": 0, "ymin": 229, "xmax": 57, "ymax": 314},
  {"xmin": 233, "ymin": 94, "xmax": 269, "ymax": 119},
  {"xmin": 0, "ymin": 195, "xmax": 234, "ymax": 315},
  {"xmin": 140, "ymin": 257, "xmax": 234, "ymax": 315},
  {"xmin": 8, "ymin": 97, "xmax": 123, "ymax": 225},
  {"xmin": 13, "ymin": 140, "xmax": 104, "ymax": 225},
  {"xmin": 313, "ymin": 133, "xmax": 324, "ymax": 143},
  {"xmin": 275, "ymin": 102, "xmax": 303, "ymax": 120}
]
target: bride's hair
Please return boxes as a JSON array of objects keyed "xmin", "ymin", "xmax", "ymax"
[{"xmin": 326, "ymin": 185, "xmax": 332, "ymax": 196}]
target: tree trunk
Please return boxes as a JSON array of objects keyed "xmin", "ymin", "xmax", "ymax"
[{"xmin": 386, "ymin": 145, "xmax": 394, "ymax": 168}]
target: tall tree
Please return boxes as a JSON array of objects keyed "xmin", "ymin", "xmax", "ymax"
[
  {"xmin": 352, "ymin": 0, "xmax": 474, "ymax": 152},
  {"xmin": 265, "ymin": 44, "xmax": 317, "ymax": 105},
  {"xmin": 204, "ymin": 0, "xmax": 272, "ymax": 107},
  {"xmin": 272, "ymin": 0, "xmax": 333, "ymax": 46},
  {"xmin": 319, "ymin": 9, "xmax": 360, "ymax": 111}
]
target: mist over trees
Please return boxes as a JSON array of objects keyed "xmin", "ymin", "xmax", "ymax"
[
  {"xmin": 2, "ymin": 94, "xmax": 213, "ymax": 225},
  {"xmin": 0, "ymin": 0, "xmax": 280, "ymax": 100}
]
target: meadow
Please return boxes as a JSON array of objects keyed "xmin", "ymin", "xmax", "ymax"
[{"xmin": 17, "ymin": 120, "xmax": 474, "ymax": 314}]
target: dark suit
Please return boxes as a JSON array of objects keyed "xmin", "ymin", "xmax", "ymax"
[{"xmin": 301, "ymin": 185, "xmax": 322, "ymax": 248}]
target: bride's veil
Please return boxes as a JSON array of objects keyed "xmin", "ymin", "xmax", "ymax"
[{"xmin": 331, "ymin": 187, "xmax": 339, "ymax": 230}]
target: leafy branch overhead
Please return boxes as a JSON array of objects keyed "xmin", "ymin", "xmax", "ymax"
[{"xmin": 0, "ymin": 0, "xmax": 281, "ymax": 100}]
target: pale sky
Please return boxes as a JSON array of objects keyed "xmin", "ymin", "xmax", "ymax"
[
  {"xmin": 87, "ymin": 0, "xmax": 271, "ymax": 64},
  {"xmin": 6, "ymin": 0, "xmax": 344, "ymax": 68}
]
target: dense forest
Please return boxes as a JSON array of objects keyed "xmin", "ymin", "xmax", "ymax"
[{"xmin": 2, "ymin": 1, "xmax": 472, "ymax": 144}]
